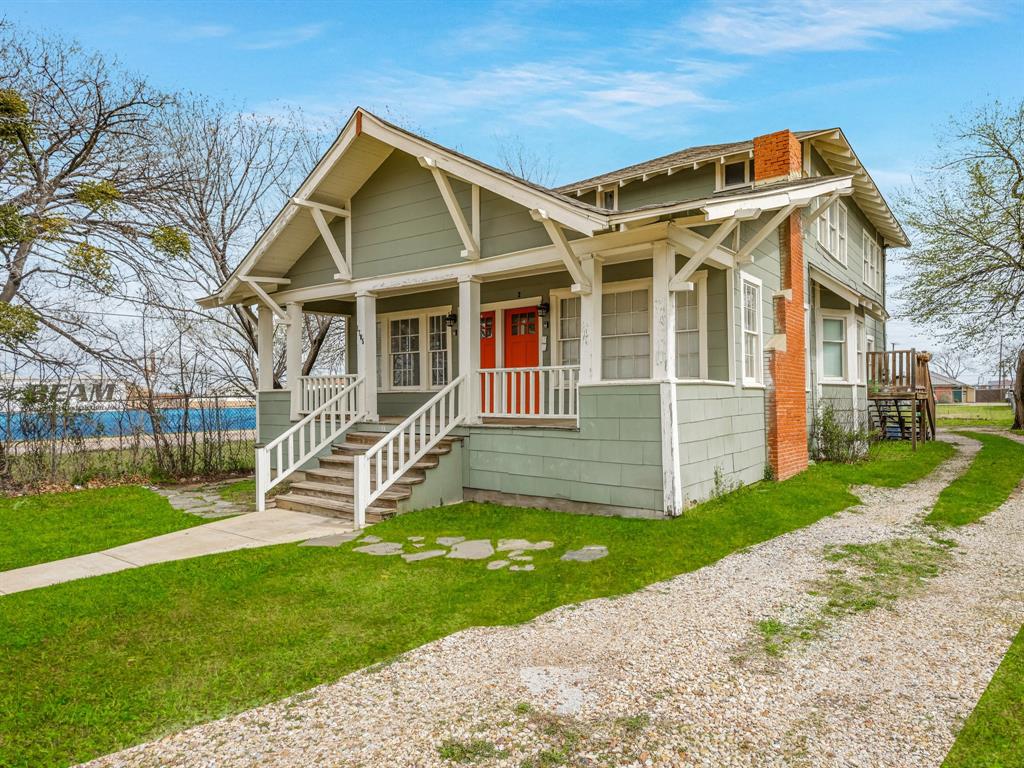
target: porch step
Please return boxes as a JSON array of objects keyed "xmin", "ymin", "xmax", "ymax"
[
  {"xmin": 318, "ymin": 452, "xmax": 441, "ymax": 471},
  {"xmin": 304, "ymin": 465, "xmax": 427, "ymax": 486},
  {"xmin": 274, "ymin": 493, "xmax": 392, "ymax": 522},
  {"xmin": 289, "ymin": 479, "xmax": 411, "ymax": 506}
]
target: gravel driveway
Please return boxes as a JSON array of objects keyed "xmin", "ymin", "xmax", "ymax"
[{"xmin": 82, "ymin": 433, "xmax": 1024, "ymax": 768}]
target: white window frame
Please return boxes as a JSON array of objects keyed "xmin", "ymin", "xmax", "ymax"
[
  {"xmin": 597, "ymin": 186, "xmax": 618, "ymax": 211},
  {"xmin": 551, "ymin": 278, "xmax": 653, "ymax": 382},
  {"xmin": 817, "ymin": 309, "xmax": 849, "ymax": 383},
  {"xmin": 376, "ymin": 305, "xmax": 453, "ymax": 392},
  {"xmin": 817, "ymin": 199, "xmax": 848, "ymax": 266},
  {"xmin": 716, "ymin": 157, "xmax": 752, "ymax": 191},
  {"xmin": 675, "ymin": 270, "xmax": 708, "ymax": 380},
  {"xmin": 739, "ymin": 272, "xmax": 763, "ymax": 385},
  {"xmin": 862, "ymin": 230, "xmax": 882, "ymax": 293}
]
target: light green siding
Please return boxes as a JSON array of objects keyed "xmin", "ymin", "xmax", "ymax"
[
  {"xmin": 677, "ymin": 383, "xmax": 766, "ymax": 502},
  {"xmin": 803, "ymin": 147, "xmax": 885, "ymax": 304},
  {"xmin": 461, "ymin": 384, "xmax": 664, "ymax": 513},
  {"xmin": 257, "ymin": 391, "xmax": 291, "ymax": 447},
  {"xmin": 617, "ymin": 164, "xmax": 716, "ymax": 209}
]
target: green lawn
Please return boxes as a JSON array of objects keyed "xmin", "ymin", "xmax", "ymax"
[
  {"xmin": 926, "ymin": 431, "xmax": 1024, "ymax": 527},
  {"xmin": 0, "ymin": 486, "xmax": 204, "ymax": 571},
  {"xmin": 937, "ymin": 403, "xmax": 1015, "ymax": 429},
  {"xmin": 943, "ymin": 623, "xmax": 1024, "ymax": 768},
  {"xmin": 0, "ymin": 440, "xmax": 953, "ymax": 768}
]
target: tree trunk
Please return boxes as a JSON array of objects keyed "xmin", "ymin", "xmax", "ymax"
[{"xmin": 1013, "ymin": 348, "xmax": 1024, "ymax": 431}]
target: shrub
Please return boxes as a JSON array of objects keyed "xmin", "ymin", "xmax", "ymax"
[{"xmin": 813, "ymin": 403, "xmax": 875, "ymax": 464}]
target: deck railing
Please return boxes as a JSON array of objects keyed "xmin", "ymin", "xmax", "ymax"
[
  {"xmin": 352, "ymin": 375, "xmax": 465, "ymax": 528},
  {"xmin": 256, "ymin": 376, "xmax": 364, "ymax": 511},
  {"xmin": 866, "ymin": 349, "xmax": 937, "ymax": 444},
  {"xmin": 479, "ymin": 365, "xmax": 580, "ymax": 420},
  {"xmin": 299, "ymin": 374, "xmax": 359, "ymax": 414}
]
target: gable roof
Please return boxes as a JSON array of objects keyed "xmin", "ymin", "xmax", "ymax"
[
  {"xmin": 930, "ymin": 371, "xmax": 971, "ymax": 387},
  {"xmin": 556, "ymin": 128, "xmax": 908, "ymax": 248}
]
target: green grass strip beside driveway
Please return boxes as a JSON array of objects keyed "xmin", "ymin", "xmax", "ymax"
[
  {"xmin": 0, "ymin": 486, "xmax": 204, "ymax": 572},
  {"xmin": 0, "ymin": 441, "xmax": 953, "ymax": 768},
  {"xmin": 943, "ymin": 623, "xmax": 1024, "ymax": 768},
  {"xmin": 926, "ymin": 431, "xmax": 1024, "ymax": 528}
]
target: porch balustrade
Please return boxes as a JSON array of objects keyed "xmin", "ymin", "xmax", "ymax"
[
  {"xmin": 478, "ymin": 365, "xmax": 580, "ymax": 420},
  {"xmin": 299, "ymin": 374, "xmax": 360, "ymax": 414}
]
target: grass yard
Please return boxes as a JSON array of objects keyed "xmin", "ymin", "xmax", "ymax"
[
  {"xmin": 926, "ymin": 431, "xmax": 1024, "ymax": 527},
  {"xmin": 936, "ymin": 403, "xmax": 1016, "ymax": 429},
  {"xmin": 0, "ymin": 440, "xmax": 953, "ymax": 768},
  {"xmin": 943, "ymin": 623, "xmax": 1024, "ymax": 768},
  {"xmin": 0, "ymin": 486, "xmax": 204, "ymax": 572}
]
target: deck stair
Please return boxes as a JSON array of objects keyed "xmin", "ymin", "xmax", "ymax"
[
  {"xmin": 867, "ymin": 349, "xmax": 937, "ymax": 448},
  {"xmin": 274, "ymin": 431, "xmax": 462, "ymax": 522}
]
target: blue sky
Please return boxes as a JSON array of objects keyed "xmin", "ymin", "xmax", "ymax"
[{"xmin": 5, "ymin": 0, "xmax": 1024, "ymax": 371}]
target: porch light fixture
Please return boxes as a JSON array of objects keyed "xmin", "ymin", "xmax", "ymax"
[
  {"xmin": 444, "ymin": 312, "xmax": 458, "ymax": 329},
  {"xmin": 537, "ymin": 301, "xmax": 550, "ymax": 318}
]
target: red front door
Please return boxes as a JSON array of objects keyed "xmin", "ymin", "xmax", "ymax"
[
  {"xmin": 503, "ymin": 306, "xmax": 540, "ymax": 414},
  {"xmin": 480, "ymin": 311, "xmax": 496, "ymax": 411}
]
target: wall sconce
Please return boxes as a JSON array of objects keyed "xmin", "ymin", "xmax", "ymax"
[
  {"xmin": 444, "ymin": 312, "xmax": 458, "ymax": 335},
  {"xmin": 537, "ymin": 301, "xmax": 550, "ymax": 318}
]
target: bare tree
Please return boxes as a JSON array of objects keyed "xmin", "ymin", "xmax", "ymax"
[
  {"xmin": 930, "ymin": 349, "xmax": 971, "ymax": 380},
  {"xmin": 0, "ymin": 27, "xmax": 176, "ymax": 358},
  {"xmin": 494, "ymin": 133, "xmax": 558, "ymax": 187},
  {"xmin": 897, "ymin": 100, "xmax": 1024, "ymax": 428}
]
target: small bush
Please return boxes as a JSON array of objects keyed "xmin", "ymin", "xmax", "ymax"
[{"xmin": 813, "ymin": 403, "xmax": 875, "ymax": 463}]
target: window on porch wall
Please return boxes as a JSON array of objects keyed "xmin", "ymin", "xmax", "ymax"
[
  {"xmin": 822, "ymin": 317, "xmax": 846, "ymax": 379},
  {"xmin": 390, "ymin": 317, "xmax": 420, "ymax": 388},
  {"xmin": 558, "ymin": 296, "xmax": 581, "ymax": 365},
  {"xmin": 602, "ymin": 288, "xmax": 650, "ymax": 379},
  {"xmin": 676, "ymin": 287, "xmax": 700, "ymax": 378},
  {"xmin": 741, "ymin": 279, "xmax": 762, "ymax": 383},
  {"xmin": 428, "ymin": 315, "xmax": 449, "ymax": 386}
]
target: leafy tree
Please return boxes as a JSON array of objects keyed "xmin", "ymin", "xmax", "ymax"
[{"xmin": 898, "ymin": 100, "xmax": 1024, "ymax": 428}]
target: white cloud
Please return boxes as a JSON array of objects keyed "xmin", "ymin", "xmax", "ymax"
[
  {"xmin": 237, "ymin": 23, "xmax": 327, "ymax": 51},
  {"xmin": 353, "ymin": 58, "xmax": 742, "ymax": 137},
  {"xmin": 688, "ymin": 0, "xmax": 986, "ymax": 55}
]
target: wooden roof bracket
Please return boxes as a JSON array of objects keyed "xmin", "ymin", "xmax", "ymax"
[
  {"xmin": 666, "ymin": 212, "xmax": 758, "ymax": 291},
  {"xmin": 419, "ymin": 157, "xmax": 480, "ymax": 260},
  {"xmin": 531, "ymin": 208, "xmax": 591, "ymax": 294},
  {"xmin": 735, "ymin": 204, "xmax": 798, "ymax": 264},
  {"xmin": 240, "ymin": 276, "xmax": 288, "ymax": 320}
]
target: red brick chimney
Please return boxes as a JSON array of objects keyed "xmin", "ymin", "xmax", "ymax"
[
  {"xmin": 753, "ymin": 129, "xmax": 803, "ymax": 185},
  {"xmin": 754, "ymin": 129, "xmax": 808, "ymax": 480}
]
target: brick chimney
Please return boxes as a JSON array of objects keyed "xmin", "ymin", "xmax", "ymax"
[
  {"xmin": 754, "ymin": 129, "xmax": 809, "ymax": 480},
  {"xmin": 753, "ymin": 129, "xmax": 802, "ymax": 186}
]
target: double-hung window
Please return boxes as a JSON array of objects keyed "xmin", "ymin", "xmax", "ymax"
[
  {"xmin": 389, "ymin": 317, "xmax": 421, "ymax": 388},
  {"xmin": 740, "ymin": 275, "xmax": 762, "ymax": 384},
  {"xmin": 379, "ymin": 309, "xmax": 451, "ymax": 391},
  {"xmin": 862, "ymin": 232, "xmax": 882, "ymax": 292},
  {"xmin": 675, "ymin": 277, "xmax": 705, "ymax": 379},
  {"xmin": 821, "ymin": 315, "xmax": 847, "ymax": 380},
  {"xmin": 817, "ymin": 199, "xmax": 848, "ymax": 265},
  {"xmin": 602, "ymin": 286, "xmax": 650, "ymax": 379},
  {"xmin": 558, "ymin": 296, "xmax": 581, "ymax": 366}
]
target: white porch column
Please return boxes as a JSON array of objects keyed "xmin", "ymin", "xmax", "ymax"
[
  {"xmin": 652, "ymin": 242, "xmax": 677, "ymax": 381},
  {"xmin": 355, "ymin": 292, "xmax": 378, "ymax": 421},
  {"xmin": 458, "ymin": 276, "xmax": 481, "ymax": 424},
  {"xmin": 257, "ymin": 303, "xmax": 275, "ymax": 391},
  {"xmin": 577, "ymin": 255, "xmax": 603, "ymax": 384},
  {"xmin": 285, "ymin": 302, "xmax": 303, "ymax": 420},
  {"xmin": 652, "ymin": 242, "xmax": 683, "ymax": 515}
]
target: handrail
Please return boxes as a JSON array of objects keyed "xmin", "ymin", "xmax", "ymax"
[
  {"xmin": 300, "ymin": 374, "xmax": 359, "ymax": 413},
  {"xmin": 479, "ymin": 365, "xmax": 579, "ymax": 420},
  {"xmin": 352, "ymin": 375, "xmax": 465, "ymax": 528},
  {"xmin": 256, "ymin": 376, "xmax": 364, "ymax": 511}
]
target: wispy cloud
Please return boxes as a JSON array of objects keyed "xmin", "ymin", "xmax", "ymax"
[
  {"xmin": 354, "ymin": 58, "xmax": 742, "ymax": 137},
  {"xmin": 172, "ymin": 23, "xmax": 233, "ymax": 41},
  {"xmin": 236, "ymin": 23, "xmax": 327, "ymax": 51},
  {"xmin": 686, "ymin": 0, "xmax": 986, "ymax": 55}
]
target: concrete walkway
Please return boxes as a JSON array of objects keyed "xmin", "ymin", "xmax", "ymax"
[{"xmin": 0, "ymin": 510, "xmax": 354, "ymax": 596}]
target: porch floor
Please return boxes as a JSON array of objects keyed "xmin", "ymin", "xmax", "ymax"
[{"xmin": 374, "ymin": 415, "xmax": 577, "ymax": 430}]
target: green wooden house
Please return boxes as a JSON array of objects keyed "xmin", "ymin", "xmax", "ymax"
[{"xmin": 199, "ymin": 108, "xmax": 908, "ymax": 525}]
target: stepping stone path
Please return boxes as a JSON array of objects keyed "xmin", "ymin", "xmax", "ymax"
[
  {"xmin": 353, "ymin": 542, "xmax": 404, "ymax": 556},
  {"xmin": 347, "ymin": 534, "xmax": 607, "ymax": 572},
  {"xmin": 155, "ymin": 481, "xmax": 253, "ymax": 519},
  {"xmin": 561, "ymin": 545, "xmax": 608, "ymax": 562},
  {"xmin": 300, "ymin": 532, "xmax": 361, "ymax": 548},
  {"xmin": 447, "ymin": 539, "xmax": 494, "ymax": 560}
]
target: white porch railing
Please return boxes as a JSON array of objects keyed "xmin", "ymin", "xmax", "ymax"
[
  {"xmin": 257, "ymin": 375, "xmax": 364, "ymax": 512},
  {"xmin": 352, "ymin": 375, "xmax": 465, "ymax": 528},
  {"xmin": 299, "ymin": 374, "xmax": 359, "ymax": 414},
  {"xmin": 479, "ymin": 365, "xmax": 580, "ymax": 420}
]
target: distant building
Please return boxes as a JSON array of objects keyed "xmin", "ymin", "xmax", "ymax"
[{"xmin": 930, "ymin": 372, "xmax": 975, "ymax": 403}]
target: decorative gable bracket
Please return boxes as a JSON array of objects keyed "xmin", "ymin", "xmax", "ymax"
[
  {"xmin": 530, "ymin": 208, "xmax": 592, "ymax": 294},
  {"xmin": 291, "ymin": 197, "xmax": 352, "ymax": 280},
  {"xmin": 418, "ymin": 157, "xmax": 480, "ymax": 260}
]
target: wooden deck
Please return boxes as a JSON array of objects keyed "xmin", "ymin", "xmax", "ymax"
[{"xmin": 867, "ymin": 350, "xmax": 937, "ymax": 446}]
